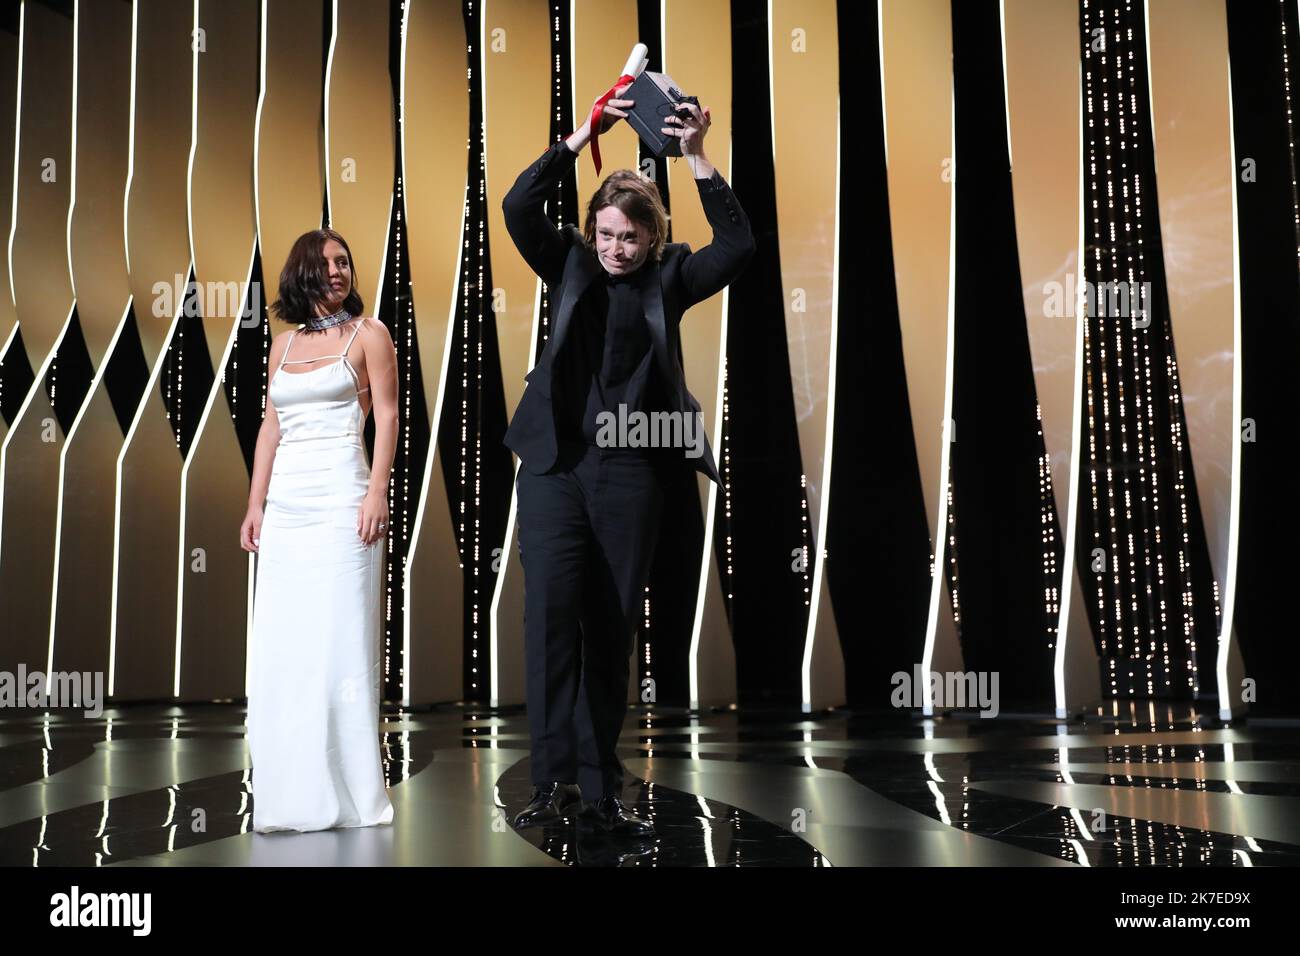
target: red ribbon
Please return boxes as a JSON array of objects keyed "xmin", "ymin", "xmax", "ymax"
[{"xmin": 587, "ymin": 73, "xmax": 635, "ymax": 176}]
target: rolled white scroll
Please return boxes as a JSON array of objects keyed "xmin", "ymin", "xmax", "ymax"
[{"xmin": 622, "ymin": 43, "xmax": 649, "ymax": 79}]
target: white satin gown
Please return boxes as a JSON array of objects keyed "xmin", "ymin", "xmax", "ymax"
[{"xmin": 247, "ymin": 316, "xmax": 394, "ymax": 833}]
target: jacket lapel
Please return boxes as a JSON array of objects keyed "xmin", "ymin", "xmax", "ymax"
[
  {"xmin": 540, "ymin": 245, "xmax": 679, "ymax": 405},
  {"xmin": 541, "ymin": 246, "xmax": 600, "ymax": 370},
  {"xmin": 639, "ymin": 267, "xmax": 680, "ymax": 405}
]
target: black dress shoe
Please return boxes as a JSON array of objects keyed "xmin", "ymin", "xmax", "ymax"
[
  {"xmin": 578, "ymin": 796, "xmax": 655, "ymax": 838},
  {"xmin": 513, "ymin": 782, "xmax": 582, "ymax": 829}
]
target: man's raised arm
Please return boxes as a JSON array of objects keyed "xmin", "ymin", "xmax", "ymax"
[
  {"xmin": 501, "ymin": 140, "xmax": 580, "ymax": 289},
  {"xmin": 679, "ymin": 166, "xmax": 757, "ymax": 307}
]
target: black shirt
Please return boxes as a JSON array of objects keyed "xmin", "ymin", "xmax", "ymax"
[{"xmin": 553, "ymin": 263, "xmax": 668, "ymax": 447}]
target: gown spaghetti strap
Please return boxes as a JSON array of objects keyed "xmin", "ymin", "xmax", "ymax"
[{"xmin": 246, "ymin": 316, "xmax": 393, "ymax": 832}]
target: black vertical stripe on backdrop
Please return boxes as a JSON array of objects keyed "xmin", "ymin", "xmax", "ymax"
[
  {"xmin": 101, "ymin": 306, "xmax": 149, "ymax": 437},
  {"xmin": 45, "ymin": 310, "xmax": 93, "ymax": 436},
  {"xmin": 634, "ymin": 0, "xmax": 698, "ymax": 704},
  {"xmin": 949, "ymin": 0, "xmax": 1058, "ymax": 708},
  {"xmin": 636, "ymin": 0, "xmax": 671, "ymax": 219},
  {"xmin": 0, "ymin": 330, "xmax": 35, "ymax": 426},
  {"xmin": 1076, "ymin": 1, "xmax": 1219, "ymax": 701},
  {"xmin": 229, "ymin": 244, "xmax": 267, "ymax": 475},
  {"xmin": 372, "ymin": 0, "xmax": 432, "ymax": 703},
  {"xmin": 435, "ymin": 0, "xmax": 515, "ymax": 703},
  {"xmin": 825, "ymin": 0, "xmax": 932, "ymax": 710},
  {"xmin": 1226, "ymin": 0, "xmax": 1300, "ymax": 717},
  {"xmin": 724, "ymin": 0, "xmax": 807, "ymax": 706},
  {"xmin": 226, "ymin": 1, "xmax": 269, "ymax": 477},
  {"xmin": 160, "ymin": 270, "xmax": 214, "ymax": 460},
  {"xmin": 321, "ymin": 0, "xmax": 331, "ymax": 226},
  {"xmin": 0, "ymin": 0, "xmax": 25, "ymax": 422},
  {"xmin": 543, "ymin": 0, "xmax": 577, "ymax": 370}
]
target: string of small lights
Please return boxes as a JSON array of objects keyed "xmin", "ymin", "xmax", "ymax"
[
  {"xmin": 380, "ymin": 172, "xmax": 408, "ymax": 701},
  {"xmin": 162, "ymin": 277, "xmax": 191, "ymax": 451},
  {"xmin": 946, "ymin": 470, "xmax": 960, "ymax": 628},
  {"xmin": 1281, "ymin": 0, "xmax": 1300, "ymax": 265},
  {"xmin": 1038, "ymin": 402, "xmax": 1061, "ymax": 652},
  {"xmin": 261, "ymin": 285, "xmax": 269, "ymax": 420},
  {"xmin": 800, "ymin": 476, "xmax": 810, "ymax": 612},
  {"xmin": 375, "ymin": 0, "xmax": 428, "ymax": 705},
  {"xmin": 1080, "ymin": 0, "xmax": 1199, "ymax": 698},
  {"xmin": 543, "ymin": 0, "xmax": 564, "ymax": 355},
  {"xmin": 721, "ymin": 357, "xmax": 733, "ymax": 606},
  {"xmin": 1084, "ymin": 0, "xmax": 1137, "ymax": 695},
  {"xmin": 460, "ymin": 0, "xmax": 486, "ymax": 697}
]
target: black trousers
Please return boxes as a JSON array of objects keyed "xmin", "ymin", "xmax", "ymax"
[{"xmin": 516, "ymin": 440, "xmax": 666, "ymax": 800}]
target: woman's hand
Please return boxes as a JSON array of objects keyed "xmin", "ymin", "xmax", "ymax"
[
  {"xmin": 357, "ymin": 490, "xmax": 389, "ymax": 547},
  {"xmin": 663, "ymin": 102, "xmax": 710, "ymax": 157},
  {"xmin": 240, "ymin": 505, "xmax": 263, "ymax": 553}
]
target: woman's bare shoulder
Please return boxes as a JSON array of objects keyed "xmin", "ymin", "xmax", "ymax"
[
  {"xmin": 267, "ymin": 326, "xmax": 298, "ymax": 358},
  {"xmin": 355, "ymin": 316, "xmax": 394, "ymax": 347}
]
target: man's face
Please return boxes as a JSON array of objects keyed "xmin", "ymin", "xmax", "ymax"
[{"xmin": 594, "ymin": 205, "xmax": 649, "ymax": 276}]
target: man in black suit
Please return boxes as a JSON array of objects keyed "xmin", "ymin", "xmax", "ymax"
[{"xmin": 502, "ymin": 85, "xmax": 754, "ymax": 837}]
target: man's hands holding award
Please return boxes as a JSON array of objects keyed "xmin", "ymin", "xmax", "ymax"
[
  {"xmin": 566, "ymin": 43, "xmax": 715, "ymax": 180},
  {"xmin": 663, "ymin": 102, "xmax": 713, "ymax": 178},
  {"xmin": 577, "ymin": 87, "xmax": 712, "ymax": 149}
]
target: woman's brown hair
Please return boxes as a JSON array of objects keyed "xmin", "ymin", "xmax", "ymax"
[
  {"xmin": 582, "ymin": 170, "xmax": 669, "ymax": 263},
  {"xmin": 270, "ymin": 227, "xmax": 365, "ymax": 326}
]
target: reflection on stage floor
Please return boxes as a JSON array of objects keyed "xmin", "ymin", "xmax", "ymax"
[{"xmin": 1, "ymin": 703, "xmax": 1296, "ymax": 866}]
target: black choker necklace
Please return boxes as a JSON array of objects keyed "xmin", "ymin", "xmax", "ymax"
[{"xmin": 305, "ymin": 307, "xmax": 351, "ymax": 331}]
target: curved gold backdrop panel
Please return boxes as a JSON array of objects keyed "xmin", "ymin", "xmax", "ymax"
[
  {"xmin": 1145, "ymin": 0, "xmax": 1245, "ymax": 718},
  {"xmin": 401, "ymin": 0, "xmax": 469, "ymax": 706},
  {"xmin": 0, "ymin": 2, "xmax": 74, "ymax": 676},
  {"xmin": 1002, "ymin": 0, "xmax": 1098, "ymax": 717},
  {"xmin": 482, "ymin": 0, "xmax": 548, "ymax": 707},
  {"xmin": 50, "ymin": 0, "xmax": 134, "ymax": 681},
  {"xmin": 66, "ymin": 0, "xmax": 132, "ymax": 362},
  {"xmin": 769, "ymin": 0, "xmax": 842, "ymax": 711},
  {"xmin": 326, "ymin": 0, "xmax": 394, "ymax": 313},
  {"xmin": 879, "ymin": 0, "xmax": 961, "ymax": 702},
  {"xmin": 123, "ymin": 1, "xmax": 193, "ymax": 364},
  {"xmin": 114, "ymin": 0, "xmax": 194, "ymax": 699},
  {"xmin": 662, "ymin": 0, "xmax": 737, "ymax": 707},
  {"xmin": 177, "ymin": 0, "xmax": 259, "ymax": 699},
  {"xmin": 256, "ymin": 0, "xmax": 325, "ymax": 303}
]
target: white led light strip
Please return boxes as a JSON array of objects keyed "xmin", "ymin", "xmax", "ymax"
[
  {"xmin": 919, "ymin": 78, "xmax": 958, "ymax": 717},
  {"xmin": 1209, "ymin": 13, "xmax": 1247, "ymax": 720},
  {"xmin": 1054, "ymin": 52, "xmax": 1088, "ymax": 719},
  {"xmin": 397, "ymin": 0, "xmax": 467, "ymax": 707},
  {"xmin": 798, "ymin": 98, "xmax": 842, "ymax": 712}
]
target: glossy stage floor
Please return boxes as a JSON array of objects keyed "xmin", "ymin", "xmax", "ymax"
[{"xmin": 1, "ymin": 703, "xmax": 1297, "ymax": 867}]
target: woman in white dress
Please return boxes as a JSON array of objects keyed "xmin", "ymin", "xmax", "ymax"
[{"xmin": 240, "ymin": 227, "xmax": 398, "ymax": 833}]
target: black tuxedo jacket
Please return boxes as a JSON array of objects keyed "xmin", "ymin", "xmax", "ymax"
[{"xmin": 501, "ymin": 139, "xmax": 756, "ymax": 486}]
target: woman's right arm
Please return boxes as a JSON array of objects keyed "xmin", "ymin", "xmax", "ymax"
[
  {"xmin": 241, "ymin": 334, "xmax": 286, "ymax": 552},
  {"xmin": 247, "ymin": 401, "xmax": 281, "ymax": 509}
]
